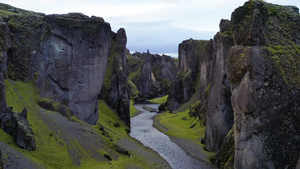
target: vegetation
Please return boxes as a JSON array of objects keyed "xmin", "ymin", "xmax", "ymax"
[
  {"xmin": 1, "ymin": 80, "xmax": 164, "ymax": 168},
  {"xmin": 155, "ymin": 109, "xmax": 205, "ymax": 140},
  {"xmin": 148, "ymin": 95, "xmax": 168, "ymax": 104},
  {"xmin": 129, "ymin": 100, "xmax": 140, "ymax": 117}
]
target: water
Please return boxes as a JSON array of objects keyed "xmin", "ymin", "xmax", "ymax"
[{"xmin": 130, "ymin": 104, "xmax": 214, "ymax": 169}]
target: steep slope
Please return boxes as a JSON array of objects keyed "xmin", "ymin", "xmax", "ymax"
[
  {"xmin": 167, "ymin": 39, "xmax": 209, "ymax": 111},
  {"xmin": 0, "ymin": 3, "xmax": 171, "ymax": 168},
  {"xmin": 0, "ymin": 3, "xmax": 111, "ymax": 124},
  {"xmin": 101, "ymin": 28, "xmax": 130, "ymax": 126},
  {"xmin": 127, "ymin": 50, "xmax": 177, "ymax": 99},
  {"xmin": 165, "ymin": 0, "xmax": 300, "ymax": 168},
  {"xmin": 227, "ymin": 1, "xmax": 300, "ymax": 168}
]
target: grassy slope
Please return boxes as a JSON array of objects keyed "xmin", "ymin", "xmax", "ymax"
[
  {"xmin": 0, "ymin": 80, "xmax": 167, "ymax": 169},
  {"xmin": 148, "ymin": 95, "xmax": 168, "ymax": 104},
  {"xmin": 152, "ymin": 96, "xmax": 214, "ymax": 161}
]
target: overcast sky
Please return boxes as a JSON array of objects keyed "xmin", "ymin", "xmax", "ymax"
[{"xmin": 2, "ymin": 0, "xmax": 300, "ymax": 56}]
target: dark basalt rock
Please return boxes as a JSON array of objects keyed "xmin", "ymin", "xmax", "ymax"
[
  {"xmin": 129, "ymin": 51, "xmax": 177, "ymax": 99},
  {"xmin": 12, "ymin": 108, "xmax": 36, "ymax": 151},
  {"xmin": 167, "ymin": 39, "xmax": 209, "ymax": 111},
  {"xmin": 102, "ymin": 28, "xmax": 131, "ymax": 126},
  {"xmin": 1, "ymin": 8, "xmax": 112, "ymax": 124},
  {"xmin": 227, "ymin": 1, "xmax": 300, "ymax": 168},
  {"xmin": 0, "ymin": 149, "xmax": 2, "ymax": 169}
]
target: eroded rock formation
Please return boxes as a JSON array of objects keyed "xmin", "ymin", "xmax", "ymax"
[
  {"xmin": 0, "ymin": 3, "xmax": 117, "ymax": 125},
  {"xmin": 168, "ymin": 1, "xmax": 300, "ymax": 168},
  {"xmin": 227, "ymin": 1, "xmax": 300, "ymax": 168},
  {"xmin": 167, "ymin": 39, "xmax": 209, "ymax": 111},
  {"xmin": 102, "ymin": 28, "xmax": 130, "ymax": 126},
  {"xmin": 0, "ymin": 9, "xmax": 36, "ymax": 151},
  {"xmin": 128, "ymin": 50, "xmax": 177, "ymax": 99}
]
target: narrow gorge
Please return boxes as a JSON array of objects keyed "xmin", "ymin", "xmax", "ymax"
[{"xmin": 0, "ymin": 0, "xmax": 300, "ymax": 169}]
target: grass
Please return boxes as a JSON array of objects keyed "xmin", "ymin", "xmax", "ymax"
[
  {"xmin": 3, "ymin": 80, "xmax": 73, "ymax": 168},
  {"xmin": 1, "ymin": 80, "xmax": 164, "ymax": 169},
  {"xmin": 155, "ymin": 109, "xmax": 205, "ymax": 141},
  {"xmin": 148, "ymin": 95, "xmax": 168, "ymax": 104},
  {"xmin": 129, "ymin": 100, "xmax": 140, "ymax": 117},
  {"xmin": 154, "ymin": 108, "xmax": 215, "ymax": 160}
]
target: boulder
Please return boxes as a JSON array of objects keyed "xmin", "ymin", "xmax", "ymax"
[{"xmin": 12, "ymin": 108, "xmax": 36, "ymax": 151}]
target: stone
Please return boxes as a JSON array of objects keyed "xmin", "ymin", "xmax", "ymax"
[
  {"xmin": 227, "ymin": 1, "xmax": 300, "ymax": 168},
  {"xmin": 2, "ymin": 11, "xmax": 112, "ymax": 124},
  {"xmin": 167, "ymin": 39, "xmax": 209, "ymax": 111},
  {"xmin": 129, "ymin": 51, "xmax": 177, "ymax": 99},
  {"xmin": 103, "ymin": 28, "xmax": 131, "ymax": 126},
  {"xmin": 12, "ymin": 108, "xmax": 36, "ymax": 151},
  {"xmin": 0, "ymin": 149, "xmax": 2, "ymax": 169},
  {"xmin": 204, "ymin": 28, "xmax": 234, "ymax": 152}
]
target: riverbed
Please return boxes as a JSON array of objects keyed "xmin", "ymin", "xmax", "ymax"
[{"xmin": 130, "ymin": 104, "xmax": 217, "ymax": 169}]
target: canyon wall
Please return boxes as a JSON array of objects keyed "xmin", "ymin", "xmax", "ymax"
[
  {"xmin": 128, "ymin": 51, "xmax": 177, "ymax": 99},
  {"xmin": 0, "ymin": 3, "xmax": 130, "ymax": 125},
  {"xmin": 169, "ymin": 0, "xmax": 300, "ymax": 168}
]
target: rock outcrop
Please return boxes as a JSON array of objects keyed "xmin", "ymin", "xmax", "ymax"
[
  {"xmin": 0, "ymin": 8, "xmax": 36, "ymax": 151},
  {"xmin": 167, "ymin": 39, "xmax": 209, "ymax": 111},
  {"xmin": 0, "ymin": 14, "xmax": 10, "ymax": 119},
  {"xmin": 12, "ymin": 108, "xmax": 36, "ymax": 150},
  {"xmin": 227, "ymin": 1, "xmax": 300, "ymax": 168},
  {"xmin": 128, "ymin": 51, "xmax": 177, "ymax": 99},
  {"xmin": 168, "ymin": 1, "xmax": 300, "ymax": 168},
  {"xmin": 0, "ymin": 3, "xmax": 114, "ymax": 124},
  {"xmin": 137, "ymin": 50, "xmax": 156, "ymax": 98},
  {"xmin": 202, "ymin": 21, "xmax": 234, "ymax": 152},
  {"xmin": 102, "ymin": 28, "xmax": 130, "ymax": 126},
  {"xmin": 0, "ymin": 149, "xmax": 2, "ymax": 169},
  {"xmin": 36, "ymin": 14, "xmax": 111, "ymax": 124}
]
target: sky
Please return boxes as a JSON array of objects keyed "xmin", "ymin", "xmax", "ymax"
[{"xmin": 1, "ymin": 0, "xmax": 300, "ymax": 57}]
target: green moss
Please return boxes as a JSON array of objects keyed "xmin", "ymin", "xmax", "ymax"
[
  {"xmin": 148, "ymin": 95, "xmax": 169, "ymax": 104},
  {"xmin": 128, "ymin": 80, "xmax": 138, "ymax": 100},
  {"xmin": 4, "ymin": 80, "xmax": 73, "ymax": 168},
  {"xmin": 129, "ymin": 100, "xmax": 139, "ymax": 117},
  {"xmin": 262, "ymin": 44, "xmax": 300, "ymax": 87},
  {"xmin": 102, "ymin": 41, "xmax": 117, "ymax": 100},
  {"xmin": 155, "ymin": 109, "xmax": 205, "ymax": 142},
  {"xmin": 2, "ymin": 80, "xmax": 163, "ymax": 168},
  {"xmin": 205, "ymin": 84, "xmax": 211, "ymax": 98}
]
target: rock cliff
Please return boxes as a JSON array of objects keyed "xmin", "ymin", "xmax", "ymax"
[
  {"xmin": 128, "ymin": 50, "xmax": 177, "ymax": 99},
  {"xmin": 0, "ymin": 8, "xmax": 36, "ymax": 151},
  {"xmin": 0, "ymin": 3, "xmax": 114, "ymax": 125},
  {"xmin": 167, "ymin": 0, "xmax": 300, "ymax": 168},
  {"xmin": 167, "ymin": 39, "xmax": 209, "ymax": 111},
  {"xmin": 227, "ymin": 1, "xmax": 300, "ymax": 168},
  {"xmin": 101, "ymin": 28, "xmax": 130, "ymax": 126}
]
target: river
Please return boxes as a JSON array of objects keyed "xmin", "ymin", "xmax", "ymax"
[{"xmin": 130, "ymin": 104, "xmax": 217, "ymax": 169}]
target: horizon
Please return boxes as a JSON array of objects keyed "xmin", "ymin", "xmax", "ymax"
[{"xmin": 1, "ymin": 0, "xmax": 300, "ymax": 57}]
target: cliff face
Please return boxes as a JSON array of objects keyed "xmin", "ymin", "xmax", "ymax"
[
  {"xmin": 227, "ymin": 1, "xmax": 300, "ymax": 168},
  {"xmin": 169, "ymin": 1, "xmax": 300, "ymax": 168},
  {"xmin": 128, "ymin": 51, "xmax": 177, "ymax": 99},
  {"xmin": 0, "ymin": 16, "xmax": 10, "ymax": 116},
  {"xmin": 202, "ymin": 20, "xmax": 235, "ymax": 152},
  {"xmin": 168, "ymin": 39, "xmax": 208, "ymax": 111},
  {"xmin": 0, "ymin": 4, "xmax": 112, "ymax": 124},
  {"xmin": 36, "ymin": 14, "xmax": 111, "ymax": 124},
  {"xmin": 102, "ymin": 28, "xmax": 130, "ymax": 126}
]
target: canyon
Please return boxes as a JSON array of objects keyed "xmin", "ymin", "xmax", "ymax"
[{"xmin": 0, "ymin": 0, "xmax": 300, "ymax": 169}]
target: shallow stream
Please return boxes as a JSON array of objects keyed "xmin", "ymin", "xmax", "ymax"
[{"xmin": 130, "ymin": 104, "xmax": 215, "ymax": 169}]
